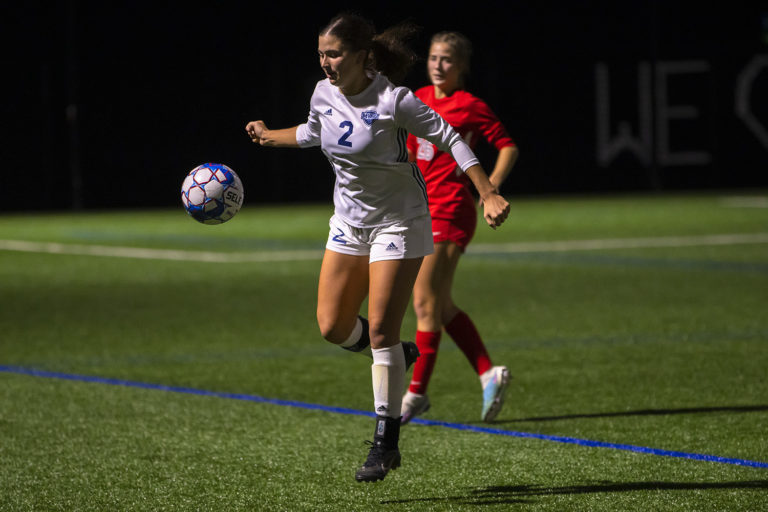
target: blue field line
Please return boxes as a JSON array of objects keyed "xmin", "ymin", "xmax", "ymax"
[{"xmin": 2, "ymin": 364, "xmax": 767, "ymax": 470}]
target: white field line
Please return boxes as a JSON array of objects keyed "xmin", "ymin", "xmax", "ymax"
[
  {"xmin": 720, "ymin": 196, "xmax": 768, "ymax": 208},
  {"xmin": 1, "ymin": 233, "xmax": 767, "ymax": 263},
  {"xmin": 469, "ymin": 232, "xmax": 768, "ymax": 254},
  {"xmin": 0, "ymin": 240, "xmax": 323, "ymax": 262}
]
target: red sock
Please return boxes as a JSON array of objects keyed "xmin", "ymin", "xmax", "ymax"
[
  {"xmin": 408, "ymin": 330, "xmax": 441, "ymax": 395},
  {"xmin": 445, "ymin": 311, "xmax": 492, "ymax": 376}
]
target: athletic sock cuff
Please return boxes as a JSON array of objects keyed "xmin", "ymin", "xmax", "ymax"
[{"xmin": 341, "ymin": 316, "xmax": 370, "ymax": 352}]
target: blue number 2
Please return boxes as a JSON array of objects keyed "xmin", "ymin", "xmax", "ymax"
[{"xmin": 338, "ymin": 121, "xmax": 353, "ymax": 147}]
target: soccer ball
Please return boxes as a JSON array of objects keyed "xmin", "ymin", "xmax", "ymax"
[{"xmin": 181, "ymin": 163, "xmax": 244, "ymax": 224}]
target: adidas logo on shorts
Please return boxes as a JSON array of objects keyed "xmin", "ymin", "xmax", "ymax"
[{"xmin": 385, "ymin": 242, "xmax": 398, "ymax": 251}]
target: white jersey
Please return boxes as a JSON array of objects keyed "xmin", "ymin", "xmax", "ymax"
[{"xmin": 296, "ymin": 73, "xmax": 479, "ymax": 227}]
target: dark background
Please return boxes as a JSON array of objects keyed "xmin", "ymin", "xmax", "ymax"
[{"xmin": 5, "ymin": 1, "xmax": 768, "ymax": 211}]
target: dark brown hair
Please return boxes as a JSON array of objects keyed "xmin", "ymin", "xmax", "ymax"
[{"xmin": 320, "ymin": 12, "xmax": 420, "ymax": 85}]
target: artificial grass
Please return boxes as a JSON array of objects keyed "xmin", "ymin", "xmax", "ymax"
[{"xmin": 1, "ymin": 191, "xmax": 766, "ymax": 510}]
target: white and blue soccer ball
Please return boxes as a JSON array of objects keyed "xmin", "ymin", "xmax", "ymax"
[{"xmin": 181, "ymin": 163, "xmax": 244, "ymax": 224}]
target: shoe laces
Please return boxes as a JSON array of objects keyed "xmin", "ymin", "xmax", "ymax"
[{"xmin": 362, "ymin": 440, "xmax": 388, "ymax": 466}]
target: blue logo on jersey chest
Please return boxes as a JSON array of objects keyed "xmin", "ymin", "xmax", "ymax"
[{"xmin": 361, "ymin": 110, "xmax": 379, "ymax": 126}]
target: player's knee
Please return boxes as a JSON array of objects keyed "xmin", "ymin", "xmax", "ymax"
[
  {"xmin": 412, "ymin": 294, "xmax": 438, "ymax": 323},
  {"xmin": 316, "ymin": 312, "xmax": 338, "ymax": 342},
  {"xmin": 441, "ymin": 303, "xmax": 461, "ymax": 326},
  {"xmin": 368, "ymin": 330, "xmax": 388, "ymax": 350},
  {"xmin": 367, "ymin": 320, "xmax": 398, "ymax": 350},
  {"xmin": 316, "ymin": 311, "xmax": 350, "ymax": 344},
  {"xmin": 318, "ymin": 324, "xmax": 345, "ymax": 344}
]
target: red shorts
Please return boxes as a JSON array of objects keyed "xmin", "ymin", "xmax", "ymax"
[{"xmin": 431, "ymin": 215, "xmax": 477, "ymax": 252}]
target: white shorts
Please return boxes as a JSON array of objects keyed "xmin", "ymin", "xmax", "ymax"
[{"xmin": 325, "ymin": 214, "xmax": 434, "ymax": 263}]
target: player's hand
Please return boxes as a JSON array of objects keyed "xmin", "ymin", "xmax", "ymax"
[
  {"xmin": 477, "ymin": 183, "xmax": 501, "ymax": 208},
  {"xmin": 245, "ymin": 121, "xmax": 268, "ymax": 144},
  {"xmin": 481, "ymin": 192, "xmax": 510, "ymax": 229}
]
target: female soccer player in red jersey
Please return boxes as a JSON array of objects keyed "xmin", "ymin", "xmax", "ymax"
[{"xmin": 403, "ymin": 31, "xmax": 519, "ymax": 424}]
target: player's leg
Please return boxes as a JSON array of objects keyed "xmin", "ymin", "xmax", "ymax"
[
  {"xmin": 444, "ymin": 300, "xmax": 510, "ymax": 422},
  {"xmin": 368, "ymin": 256, "xmax": 424, "ymax": 415},
  {"xmin": 355, "ymin": 255, "xmax": 423, "ymax": 482},
  {"xmin": 443, "ymin": 302, "xmax": 493, "ymax": 376},
  {"xmin": 317, "ymin": 249, "xmax": 421, "ymax": 364},
  {"xmin": 443, "ymin": 276, "xmax": 511, "ymax": 423},
  {"xmin": 316, "ymin": 248, "xmax": 370, "ymax": 345},
  {"xmin": 432, "ymin": 218, "xmax": 494, "ymax": 378},
  {"xmin": 355, "ymin": 216, "xmax": 431, "ymax": 482},
  {"xmin": 402, "ymin": 241, "xmax": 462, "ymax": 423},
  {"xmin": 414, "ymin": 241, "xmax": 462, "ymax": 333},
  {"xmin": 319, "ymin": 215, "xmax": 421, "ymax": 364}
]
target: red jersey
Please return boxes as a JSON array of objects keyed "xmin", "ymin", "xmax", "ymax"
[{"xmin": 407, "ymin": 86, "xmax": 515, "ymax": 221}]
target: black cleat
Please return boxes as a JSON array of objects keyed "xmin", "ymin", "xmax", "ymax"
[
  {"xmin": 354, "ymin": 440, "xmax": 401, "ymax": 482},
  {"xmin": 355, "ymin": 415, "xmax": 402, "ymax": 482},
  {"xmin": 402, "ymin": 341, "xmax": 420, "ymax": 370}
]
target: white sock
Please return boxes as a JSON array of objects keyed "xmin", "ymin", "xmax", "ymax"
[{"xmin": 371, "ymin": 345, "xmax": 406, "ymax": 418}]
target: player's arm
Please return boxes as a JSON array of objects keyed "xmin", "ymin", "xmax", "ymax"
[
  {"xmin": 474, "ymin": 98, "xmax": 518, "ymax": 193},
  {"xmin": 447, "ymin": 137, "xmax": 510, "ymax": 229},
  {"xmin": 464, "ymin": 164, "xmax": 510, "ymax": 229},
  {"xmin": 397, "ymin": 90, "xmax": 508, "ymax": 227},
  {"xmin": 245, "ymin": 121, "xmax": 300, "ymax": 148},
  {"xmin": 488, "ymin": 145, "xmax": 518, "ymax": 191}
]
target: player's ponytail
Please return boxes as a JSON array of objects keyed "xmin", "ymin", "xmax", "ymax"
[
  {"xmin": 321, "ymin": 12, "xmax": 420, "ymax": 86},
  {"xmin": 370, "ymin": 21, "xmax": 420, "ymax": 85}
]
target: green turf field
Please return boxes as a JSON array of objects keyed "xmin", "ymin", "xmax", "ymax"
[{"xmin": 1, "ymin": 191, "xmax": 767, "ymax": 511}]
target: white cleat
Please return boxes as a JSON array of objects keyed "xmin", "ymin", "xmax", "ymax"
[
  {"xmin": 481, "ymin": 366, "xmax": 510, "ymax": 422},
  {"xmin": 400, "ymin": 391, "xmax": 430, "ymax": 425}
]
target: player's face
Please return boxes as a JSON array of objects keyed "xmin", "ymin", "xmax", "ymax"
[
  {"xmin": 427, "ymin": 42, "xmax": 462, "ymax": 94},
  {"xmin": 318, "ymin": 34, "xmax": 366, "ymax": 92}
]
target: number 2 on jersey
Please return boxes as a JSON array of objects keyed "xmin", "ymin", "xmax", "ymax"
[{"xmin": 338, "ymin": 121, "xmax": 353, "ymax": 147}]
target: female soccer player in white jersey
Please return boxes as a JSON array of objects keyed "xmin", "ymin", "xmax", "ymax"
[{"xmin": 245, "ymin": 12, "xmax": 509, "ymax": 483}]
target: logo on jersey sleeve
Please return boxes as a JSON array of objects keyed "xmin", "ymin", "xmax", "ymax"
[
  {"xmin": 323, "ymin": 108, "xmax": 333, "ymax": 116},
  {"xmin": 361, "ymin": 110, "xmax": 379, "ymax": 126}
]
